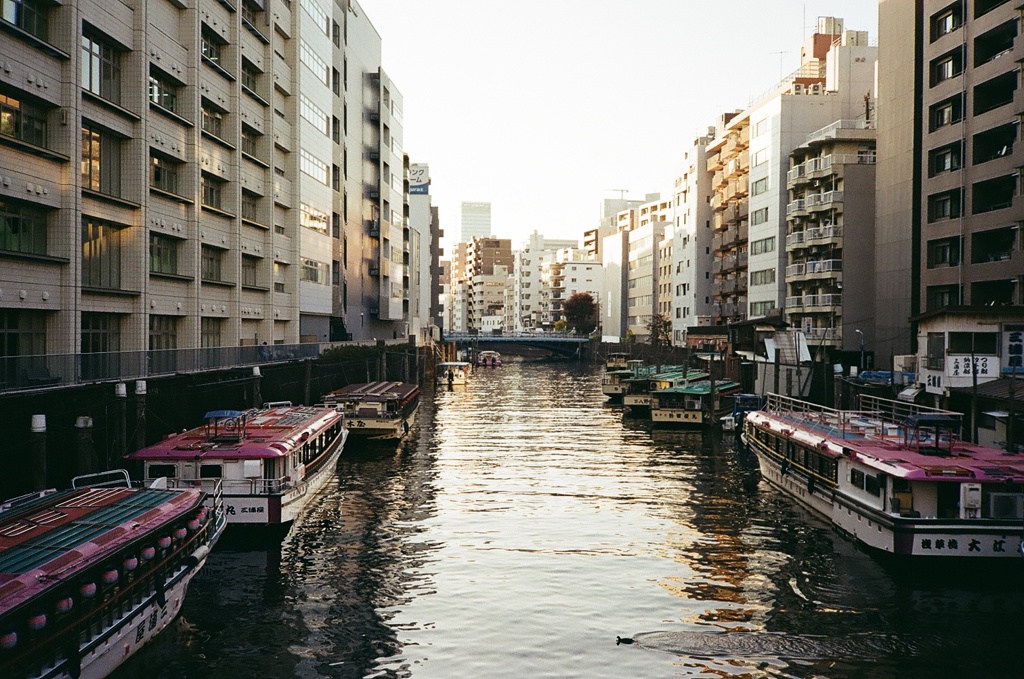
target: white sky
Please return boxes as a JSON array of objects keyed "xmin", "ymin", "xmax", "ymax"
[{"xmin": 356, "ymin": 0, "xmax": 879, "ymax": 251}]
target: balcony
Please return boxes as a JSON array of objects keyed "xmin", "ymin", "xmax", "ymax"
[
  {"xmin": 787, "ymin": 164, "xmax": 807, "ymax": 185},
  {"xmin": 804, "ymin": 118, "xmax": 876, "ymax": 145},
  {"xmin": 786, "ymin": 231, "xmax": 806, "ymax": 249},
  {"xmin": 786, "ymin": 293, "xmax": 842, "ymax": 309},
  {"xmin": 787, "ymin": 198, "xmax": 807, "ymax": 216},
  {"xmin": 805, "ymin": 190, "xmax": 844, "ymax": 212}
]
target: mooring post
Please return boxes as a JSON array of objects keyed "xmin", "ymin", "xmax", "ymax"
[
  {"xmin": 75, "ymin": 416, "xmax": 96, "ymax": 476},
  {"xmin": 134, "ymin": 380, "xmax": 147, "ymax": 452},
  {"xmin": 114, "ymin": 383, "xmax": 127, "ymax": 467},
  {"xmin": 252, "ymin": 366, "xmax": 263, "ymax": 408},
  {"xmin": 31, "ymin": 414, "xmax": 47, "ymax": 491}
]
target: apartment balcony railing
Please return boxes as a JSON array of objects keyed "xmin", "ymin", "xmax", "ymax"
[
  {"xmin": 787, "ymin": 198, "xmax": 807, "ymax": 216},
  {"xmin": 785, "ymin": 293, "xmax": 843, "ymax": 309},
  {"xmin": 802, "ymin": 327, "xmax": 843, "ymax": 343},
  {"xmin": 786, "ymin": 258, "xmax": 843, "ymax": 278},
  {"xmin": 804, "ymin": 118, "xmax": 876, "ymax": 145},
  {"xmin": 806, "ymin": 190, "xmax": 844, "ymax": 211}
]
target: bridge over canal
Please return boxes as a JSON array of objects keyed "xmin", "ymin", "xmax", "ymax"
[{"xmin": 445, "ymin": 333, "xmax": 590, "ymax": 359}]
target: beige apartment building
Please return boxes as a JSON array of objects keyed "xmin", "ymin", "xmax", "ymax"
[{"xmin": 0, "ymin": 0, "xmax": 413, "ymax": 388}]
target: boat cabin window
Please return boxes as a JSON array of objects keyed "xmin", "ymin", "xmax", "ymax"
[
  {"xmin": 850, "ymin": 468, "xmax": 883, "ymax": 496},
  {"xmin": 148, "ymin": 463, "xmax": 177, "ymax": 478},
  {"xmin": 200, "ymin": 464, "xmax": 222, "ymax": 478}
]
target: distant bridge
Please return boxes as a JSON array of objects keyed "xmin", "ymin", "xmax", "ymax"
[{"xmin": 445, "ymin": 333, "xmax": 590, "ymax": 358}]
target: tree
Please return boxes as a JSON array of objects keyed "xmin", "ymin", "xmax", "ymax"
[
  {"xmin": 562, "ymin": 292, "xmax": 598, "ymax": 336},
  {"xmin": 646, "ymin": 314, "xmax": 672, "ymax": 348}
]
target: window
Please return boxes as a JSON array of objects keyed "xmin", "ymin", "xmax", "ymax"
[
  {"xmin": 81, "ymin": 312, "xmax": 120, "ymax": 353},
  {"xmin": 81, "ymin": 31, "xmax": 121, "ymax": 102},
  {"xmin": 0, "ymin": 91, "xmax": 47, "ymax": 147},
  {"xmin": 930, "ymin": 4, "xmax": 962, "ymax": 41},
  {"xmin": 200, "ymin": 317, "xmax": 222, "ymax": 348},
  {"xmin": 972, "ymin": 175, "xmax": 1016, "ymax": 214},
  {"xmin": 750, "ymin": 268, "xmax": 776, "ymax": 286},
  {"xmin": 751, "ymin": 177, "xmax": 768, "ymax": 196},
  {"xmin": 929, "ymin": 95, "xmax": 963, "ymax": 131},
  {"xmin": 752, "ymin": 148, "xmax": 768, "ymax": 167},
  {"xmin": 973, "ymin": 71, "xmax": 1018, "ymax": 116},
  {"xmin": 332, "ymin": 20, "xmax": 340, "ymax": 47},
  {"xmin": 150, "ymin": 154, "xmax": 180, "ymax": 194},
  {"xmin": 300, "ymin": 203, "xmax": 329, "ymax": 233},
  {"xmin": 299, "ymin": 40, "xmax": 329, "ymax": 85},
  {"xmin": 81, "ymin": 217, "xmax": 123, "ymax": 289},
  {"xmin": 201, "ymin": 244, "xmax": 223, "ymax": 282},
  {"xmin": 927, "ymin": 189, "xmax": 962, "ymax": 222},
  {"xmin": 926, "ymin": 236, "xmax": 961, "ymax": 268},
  {"xmin": 928, "ymin": 142, "xmax": 962, "ymax": 176},
  {"xmin": 750, "ymin": 300, "xmax": 774, "ymax": 316},
  {"xmin": 753, "ymin": 118, "xmax": 768, "ymax": 137},
  {"xmin": 241, "ymin": 127, "xmax": 258, "ymax": 157},
  {"xmin": 972, "ymin": 123, "xmax": 1017, "ymax": 165},
  {"xmin": 751, "ymin": 207, "xmax": 769, "ymax": 225},
  {"xmin": 300, "ymin": 95, "xmax": 330, "ymax": 137},
  {"xmin": 301, "ymin": 257, "xmax": 329, "ymax": 284},
  {"xmin": 300, "ymin": 148, "xmax": 329, "ymax": 184},
  {"xmin": 926, "ymin": 284, "xmax": 961, "ymax": 310},
  {"xmin": 81, "ymin": 124, "xmax": 121, "ymax": 196},
  {"xmin": 201, "ymin": 174, "xmax": 224, "ymax": 210},
  {"xmin": 201, "ymin": 27, "xmax": 222, "ymax": 65},
  {"xmin": 149, "ymin": 233, "xmax": 179, "ymax": 275},
  {"xmin": 242, "ymin": 255, "xmax": 259, "ymax": 287},
  {"xmin": 241, "ymin": 61, "xmax": 259, "ymax": 93},
  {"xmin": 242, "ymin": 191, "xmax": 260, "ymax": 222},
  {"xmin": 930, "ymin": 48, "xmax": 963, "ymax": 86},
  {"xmin": 0, "ymin": 309, "xmax": 46, "ymax": 358},
  {"xmin": 2, "ymin": 0, "xmax": 49, "ymax": 40},
  {"xmin": 148, "ymin": 69, "xmax": 179, "ymax": 113},
  {"xmin": 149, "ymin": 315, "xmax": 178, "ymax": 351},
  {"xmin": 0, "ymin": 199, "xmax": 47, "ymax": 255},
  {"xmin": 949, "ymin": 332, "xmax": 998, "ymax": 355},
  {"xmin": 300, "ymin": 0, "xmax": 329, "ymax": 34},
  {"xmin": 750, "ymin": 236, "xmax": 775, "ymax": 255},
  {"xmin": 201, "ymin": 103, "xmax": 223, "ymax": 138},
  {"xmin": 332, "ymin": 67, "xmax": 341, "ymax": 96}
]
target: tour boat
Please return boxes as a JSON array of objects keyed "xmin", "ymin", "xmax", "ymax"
[
  {"xmin": 601, "ymin": 359, "xmax": 646, "ymax": 403},
  {"xmin": 321, "ymin": 381, "xmax": 419, "ymax": 442},
  {"xmin": 0, "ymin": 469, "xmax": 226, "ymax": 679},
  {"xmin": 742, "ymin": 393, "xmax": 1024, "ymax": 559},
  {"xmin": 650, "ymin": 380, "xmax": 742, "ymax": 427},
  {"xmin": 721, "ymin": 393, "xmax": 764, "ymax": 431},
  {"xmin": 622, "ymin": 367, "xmax": 705, "ymax": 414},
  {"xmin": 604, "ymin": 352, "xmax": 631, "ymax": 371},
  {"xmin": 438, "ymin": 361, "xmax": 471, "ymax": 386},
  {"xmin": 477, "ymin": 350, "xmax": 502, "ymax": 367},
  {"xmin": 124, "ymin": 402, "xmax": 347, "ymax": 530}
]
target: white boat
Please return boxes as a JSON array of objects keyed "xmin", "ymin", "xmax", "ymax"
[
  {"xmin": 438, "ymin": 361, "xmax": 471, "ymax": 386},
  {"xmin": 743, "ymin": 393, "xmax": 1024, "ymax": 559},
  {"xmin": 0, "ymin": 470, "xmax": 226, "ymax": 678},
  {"xmin": 650, "ymin": 379, "xmax": 742, "ymax": 427},
  {"xmin": 125, "ymin": 402, "xmax": 348, "ymax": 531},
  {"xmin": 477, "ymin": 350, "xmax": 502, "ymax": 367},
  {"xmin": 321, "ymin": 381, "xmax": 419, "ymax": 442}
]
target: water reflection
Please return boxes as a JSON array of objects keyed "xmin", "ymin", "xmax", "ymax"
[{"xmin": 113, "ymin": 360, "xmax": 1024, "ymax": 679}]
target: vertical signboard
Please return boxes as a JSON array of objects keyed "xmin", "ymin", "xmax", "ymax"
[{"xmin": 409, "ymin": 164, "xmax": 429, "ymax": 194}]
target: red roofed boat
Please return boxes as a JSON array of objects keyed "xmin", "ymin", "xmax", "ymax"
[
  {"xmin": 124, "ymin": 402, "xmax": 348, "ymax": 530},
  {"xmin": 742, "ymin": 393, "xmax": 1024, "ymax": 559},
  {"xmin": 0, "ymin": 469, "xmax": 225, "ymax": 678}
]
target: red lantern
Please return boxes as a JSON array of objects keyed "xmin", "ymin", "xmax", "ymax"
[
  {"xmin": 101, "ymin": 569, "xmax": 119, "ymax": 585},
  {"xmin": 140, "ymin": 546, "xmax": 156, "ymax": 561},
  {"xmin": 55, "ymin": 597, "xmax": 74, "ymax": 614},
  {"xmin": 157, "ymin": 536, "xmax": 172, "ymax": 549},
  {"xmin": 187, "ymin": 519, "xmax": 201, "ymax": 532},
  {"xmin": 172, "ymin": 527, "xmax": 187, "ymax": 541},
  {"xmin": 123, "ymin": 556, "xmax": 139, "ymax": 572},
  {"xmin": 27, "ymin": 614, "xmax": 46, "ymax": 631},
  {"xmin": 79, "ymin": 582, "xmax": 97, "ymax": 598},
  {"xmin": 1, "ymin": 632, "xmax": 17, "ymax": 649}
]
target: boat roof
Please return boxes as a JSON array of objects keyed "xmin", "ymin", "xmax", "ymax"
[
  {"xmin": 125, "ymin": 403, "xmax": 343, "ymax": 461},
  {"xmin": 0, "ymin": 485, "xmax": 203, "ymax": 614},
  {"xmin": 323, "ymin": 381, "xmax": 419, "ymax": 403},
  {"xmin": 747, "ymin": 394, "xmax": 1024, "ymax": 482},
  {"xmin": 439, "ymin": 361, "xmax": 470, "ymax": 367},
  {"xmin": 655, "ymin": 381, "xmax": 741, "ymax": 395}
]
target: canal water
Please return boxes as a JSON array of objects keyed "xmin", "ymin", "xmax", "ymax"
[{"xmin": 114, "ymin": 359, "xmax": 1024, "ymax": 678}]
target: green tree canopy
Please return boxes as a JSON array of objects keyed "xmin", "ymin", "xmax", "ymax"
[
  {"xmin": 563, "ymin": 292, "xmax": 598, "ymax": 336},
  {"xmin": 646, "ymin": 314, "xmax": 672, "ymax": 348}
]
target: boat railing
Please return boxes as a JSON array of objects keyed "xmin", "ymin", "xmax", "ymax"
[
  {"xmin": 71, "ymin": 469, "xmax": 132, "ymax": 489},
  {"xmin": 766, "ymin": 393, "xmax": 965, "ymax": 441}
]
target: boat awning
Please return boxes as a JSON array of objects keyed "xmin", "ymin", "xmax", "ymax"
[{"xmin": 897, "ymin": 386, "xmax": 923, "ymax": 403}]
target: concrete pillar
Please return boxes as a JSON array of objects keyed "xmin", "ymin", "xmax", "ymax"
[
  {"xmin": 133, "ymin": 380, "xmax": 147, "ymax": 453},
  {"xmin": 252, "ymin": 366, "xmax": 263, "ymax": 408},
  {"xmin": 113, "ymin": 383, "xmax": 127, "ymax": 468},
  {"xmin": 75, "ymin": 416, "xmax": 96, "ymax": 476}
]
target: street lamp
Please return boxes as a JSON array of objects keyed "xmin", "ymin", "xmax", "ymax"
[{"xmin": 854, "ymin": 329, "xmax": 864, "ymax": 372}]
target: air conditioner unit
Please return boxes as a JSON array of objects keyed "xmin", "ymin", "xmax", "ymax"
[
  {"xmin": 793, "ymin": 83, "xmax": 805, "ymax": 95},
  {"xmin": 811, "ymin": 83, "xmax": 822, "ymax": 95}
]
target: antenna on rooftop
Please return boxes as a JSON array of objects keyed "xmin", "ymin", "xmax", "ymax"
[{"xmin": 607, "ymin": 189, "xmax": 629, "ymax": 200}]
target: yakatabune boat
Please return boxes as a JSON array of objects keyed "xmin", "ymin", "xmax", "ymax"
[
  {"xmin": 321, "ymin": 381, "xmax": 419, "ymax": 442},
  {"xmin": 0, "ymin": 470, "xmax": 225, "ymax": 678},
  {"xmin": 125, "ymin": 402, "xmax": 347, "ymax": 530},
  {"xmin": 743, "ymin": 393, "xmax": 1024, "ymax": 559}
]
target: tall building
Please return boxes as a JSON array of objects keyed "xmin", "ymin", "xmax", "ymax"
[
  {"xmin": 876, "ymin": 0, "xmax": 1023, "ymax": 366},
  {"xmin": 708, "ymin": 18, "xmax": 877, "ymax": 329},
  {"xmin": 512, "ymin": 231, "xmax": 577, "ymax": 332},
  {"xmin": 672, "ymin": 132, "xmax": 716, "ymax": 344},
  {"xmin": 538, "ymin": 248, "xmax": 601, "ymax": 331},
  {"xmin": 0, "ymin": 0, "xmax": 421, "ymax": 383},
  {"xmin": 407, "ymin": 162, "xmax": 441, "ymax": 343},
  {"xmin": 626, "ymin": 196, "xmax": 671, "ymax": 340},
  {"xmin": 460, "ymin": 201, "xmax": 491, "ymax": 242}
]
